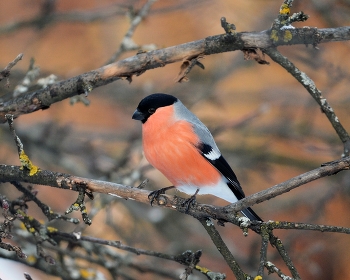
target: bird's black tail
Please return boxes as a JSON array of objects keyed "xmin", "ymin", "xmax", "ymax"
[{"xmin": 241, "ymin": 207, "xmax": 263, "ymax": 222}]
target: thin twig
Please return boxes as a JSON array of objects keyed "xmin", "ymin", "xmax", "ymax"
[
  {"xmin": 10, "ymin": 181, "xmax": 79, "ymax": 224},
  {"xmin": 50, "ymin": 231, "xmax": 215, "ymax": 279},
  {"xmin": 265, "ymin": 261, "xmax": 294, "ymax": 280},
  {"xmin": 264, "ymin": 47, "xmax": 350, "ymax": 156},
  {"xmin": 5, "ymin": 114, "xmax": 39, "ymax": 176},
  {"xmin": 257, "ymin": 226, "xmax": 269, "ymax": 277},
  {"xmin": 268, "ymin": 220, "xmax": 350, "ymax": 234},
  {"xmin": 0, "ymin": 53, "xmax": 23, "ymax": 86},
  {"xmin": 0, "ymin": 6, "xmax": 128, "ymax": 35},
  {"xmin": 53, "ymin": 231, "xmax": 177, "ymax": 261},
  {"xmin": 223, "ymin": 157, "xmax": 350, "ymax": 214},
  {"xmin": 269, "ymin": 235, "xmax": 301, "ymax": 279},
  {"xmin": 105, "ymin": 0, "xmax": 157, "ymax": 65},
  {"xmin": 198, "ymin": 217, "xmax": 248, "ymax": 280}
]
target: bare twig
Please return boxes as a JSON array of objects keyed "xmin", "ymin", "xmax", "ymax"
[
  {"xmin": 223, "ymin": 157, "xmax": 350, "ymax": 214},
  {"xmin": 0, "ymin": 196, "xmax": 27, "ymax": 258},
  {"xmin": 265, "ymin": 261, "xmax": 294, "ymax": 280},
  {"xmin": 269, "ymin": 235, "xmax": 301, "ymax": 279},
  {"xmin": 65, "ymin": 188, "xmax": 92, "ymax": 225},
  {"xmin": 13, "ymin": 58, "xmax": 41, "ymax": 97},
  {"xmin": 198, "ymin": 218, "xmax": 247, "ymax": 279},
  {"xmin": 0, "ymin": 5, "xmax": 128, "ymax": 35},
  {"xmin": 268, "ymin": 220, "xmax": 350, "ymax": 234},
  {"xmin": 52, "ymin": 231, "xmax": 178, "ymax": 261},
  {"xmin": 5, "ymin": 114, "xmax": 38, "ymax": 176},
  {"xmin": 0, "ymin": 53, "xmax": 23, "ymax": 86},
  {"xmin": 0, "ymin": 242, "xmax": 26, "ymax": 259},
  {"xmin": 105, "ymin": 0, "xmax": 157, "ymax": 65},
  {"xmin": 10, "ymin": 181, "xmax": 79, "ymax": 224},
  {"xmin": 258, "ymin": 226, "xmax": 269, "ymax": 277},
  {"xmin": 49, "ymin": 231, "xmax": 215, "ymax": 279},
  {"xmin": 264, "ymin": 47, "xmax": 350, "ymax": 156}
]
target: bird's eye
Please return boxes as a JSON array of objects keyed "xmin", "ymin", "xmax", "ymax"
[{"xmin": 148, "ymin": 108, "xmax": 156, "ymax": 114}]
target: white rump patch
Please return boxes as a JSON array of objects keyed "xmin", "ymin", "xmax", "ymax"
[{"xmin": 176, "ymin": 177, "xmax": 238, "ymax": 204}]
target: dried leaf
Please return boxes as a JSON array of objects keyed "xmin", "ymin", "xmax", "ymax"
[
  {"xmin": 175, "ymin": 55, "xmax": 205, "ymax": 83},
  {"xmin": 242, "ymin": 48, "xmax": 270, "ymax": 65}
]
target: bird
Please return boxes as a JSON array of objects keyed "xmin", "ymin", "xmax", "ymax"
[{"xmin": 132, "ymin": 93, "xmax": 262, "ymax": 221}]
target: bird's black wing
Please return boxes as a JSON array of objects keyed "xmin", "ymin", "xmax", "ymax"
[
  {"xmin": 198, "ymin": 143, "xmax": 245, "ymax": 200},
  {"xmin": 198, "ymin": 143, "xmax": 263, "ymax": 222}
]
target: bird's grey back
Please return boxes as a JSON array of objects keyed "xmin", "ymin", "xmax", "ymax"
[{"xmin": 173, "ymin": 100, "xmax": 220, "ymax": 152}]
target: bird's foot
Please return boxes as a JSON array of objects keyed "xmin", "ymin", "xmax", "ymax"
[
  {"xmin": 182, "ymin": 189, "xmax": 199, "ymax": 213},
  {"xmin": 148, "ymin": 186, "xmax": 175, "ymax": 206}
]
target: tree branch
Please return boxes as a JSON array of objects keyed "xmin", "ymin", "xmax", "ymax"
[
  {"xmin": 223, "ymin": 157, "xmax": 350, "ymax": 213},
  {"xmin": 198, "ymin": 217, "xmax": 247, "ymax": 280},
  {"xmin": 0, "ymin": 53, "xmax": 23, "ymax": 86},
  {"xmin": 1, "ymin": 1, "xmax": 349, "ymax": 278},
  {"xmin": 105, "ymin": 0, "xmax": 157, "ymax": 65},
  {"xmin": 264, "ymin": 47, "xmax": 350, "ymax": 156},
  {"xmin": 0, "ymin": 156, "xmax": 349, "ymax": 228},
  {"xmin": 0, "ymin": 27, "xmax": 349, "ymax": 122},
  {"xmin": 0, "ymin": 5, "xmax": 128, "ymax": 35}
]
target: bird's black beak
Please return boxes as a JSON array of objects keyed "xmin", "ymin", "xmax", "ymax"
[{"xmin": 132, "ymin": 109, "xmax": 145, "ymax": 121}]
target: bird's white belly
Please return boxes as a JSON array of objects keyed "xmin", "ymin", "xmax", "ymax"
[{"xmin": 176, "ymin": 177, "xmax": 238, "ymax": 203}]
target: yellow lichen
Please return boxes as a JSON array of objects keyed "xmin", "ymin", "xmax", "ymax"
[
  {"xmin": 29, "ymin": 227, "xmax": 35, "ymax": 233},
  {"xmin": 26, "ymin": 255, "xmax": 37, "ymax": 264},
  {"xmin": 47, "ymin": 226, "xmax": 58, "ymax": 233},
  {"xmin": 283, "ymin": 30, "xmax": 293, "ymax": 42},
  {"xmin": 195, "ymin": 265, "xmax": 210, "ymax": 274},
  {"xmin": 254, "ymin": 276, "xmax": 263, "ymax": 280},
  {"xmin": 19, "ymin": 150, "xmax": 39, "ymax": 176},
  {"xmin": 80, "ymin": 269, "xmax": 96, "ymax": 279},
  {"xmin": 280, "ymin": 4, "xmax": 290, "ymax": 15},
  {"xmin": 270, "ymin": 30, "xmax": 279, "ymax": 42}
]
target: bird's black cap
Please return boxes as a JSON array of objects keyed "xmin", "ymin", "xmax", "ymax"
[{"xmin": 132, "ymin": 93, "xmax": 177, "ymax": 123}]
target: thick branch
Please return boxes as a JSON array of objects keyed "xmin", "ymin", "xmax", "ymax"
[
  {"xmin": 0, "ymin": 27, "xmax": 349, "ymax": 122},
  {"xmin": 0, "ymin": 156, "xmax": 349, "ymax": 224}
]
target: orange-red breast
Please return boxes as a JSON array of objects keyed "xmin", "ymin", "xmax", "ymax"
[{"xmin": 132, "ymin": 93, "xmax": 262, "ymax": 221}]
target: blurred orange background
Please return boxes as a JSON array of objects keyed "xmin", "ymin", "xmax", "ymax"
[{"xmin": 0, "ymin": 0, "xmax": 350, "ymax": 279}]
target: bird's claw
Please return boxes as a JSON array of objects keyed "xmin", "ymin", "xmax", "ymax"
[
  {"xmin": 181, "ymin": 189, "xmax": 199, "ymax": 213},
  {"xmin": 148, "ymin": 189, "xmax": 166, "ymax": 206},
  {"xmin": 181, "ymin": 196, "xmax": 196, "ymax": 213},
  {"xmin": 148, "ymin": 186, "xmax": 175, "ymax": 206}
]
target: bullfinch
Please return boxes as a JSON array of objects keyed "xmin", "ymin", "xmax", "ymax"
[{"xmin": 132, "ymin": 93, "xmax": 262, "ymax": 221}]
